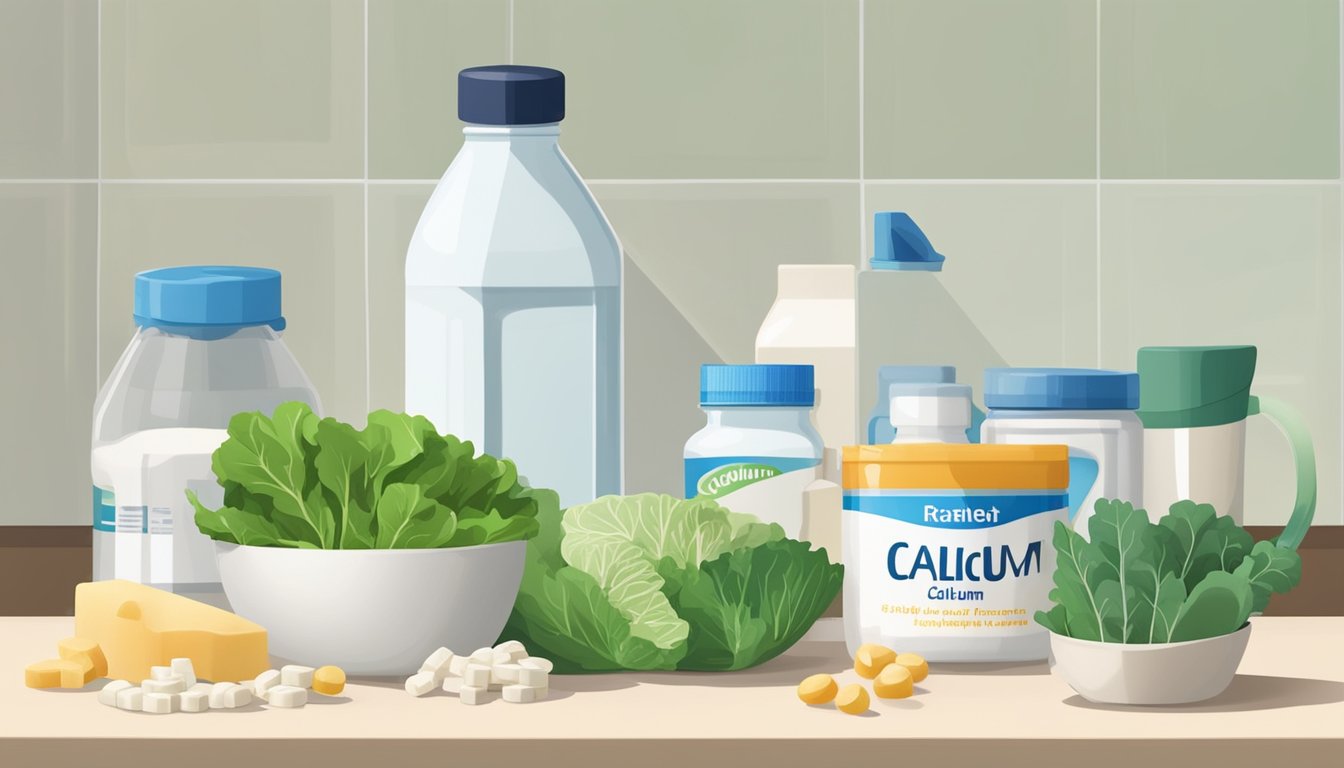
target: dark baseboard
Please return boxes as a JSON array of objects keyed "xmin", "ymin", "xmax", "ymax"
[{"xmin": 2, "ymin": 525, "xmax": 1340, "ymax": 617}]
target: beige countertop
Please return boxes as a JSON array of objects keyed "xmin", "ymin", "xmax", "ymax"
[{"xmin": 3, "ymin": 617, "xmax": 1342, "ymax": 767}]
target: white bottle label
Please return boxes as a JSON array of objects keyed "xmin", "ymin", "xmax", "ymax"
[
  {"xmin": 843, "ymin": 491, "xmax": 1065, "ymax": 643},
  {"xmin": 685, "ymin": 456, "xmax": 820, "ymax": 538}
]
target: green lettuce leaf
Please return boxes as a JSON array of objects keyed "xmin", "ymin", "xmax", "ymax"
[
  {"xmin": 192, "ymin": 403, "xmax": 546, "ymax": 550},
  {"xmin": 1234, "ymin": 540, "xmax": 1303, "ymax": 614}
]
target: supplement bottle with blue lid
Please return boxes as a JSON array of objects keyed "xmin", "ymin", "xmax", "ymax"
[
  {"xmin": 91, "ymin": 266, "xmax": 321, "ymax": 606},
  {"xmin": 842, "ymin": 444, "xmax": 1069, "ymax": 662},
  {"xmin": 684, "ymin": 364, "xmax": 823, "ymax": 539}
]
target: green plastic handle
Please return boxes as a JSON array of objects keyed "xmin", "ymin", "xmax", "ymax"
[{"xmin": 1249, "ymin": 395, "xmax": 1316, "ymax": 551}]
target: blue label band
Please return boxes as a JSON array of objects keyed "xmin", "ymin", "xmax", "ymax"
[
  {"xmin": 93, "ymin": 486, "xmax": 116, "ymax": 532},
  {"xmin": 843, "ymin": 492, "xmax": 1067, "ymax": 529},
  {"xmin": 684, "ymin": 455, "xmax": 819, "ymax": 499}
]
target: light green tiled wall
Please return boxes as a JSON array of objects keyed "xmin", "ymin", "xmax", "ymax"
[{"xmin": 2, "ymin": 0, "xmax": 1342, "ymax": 526}]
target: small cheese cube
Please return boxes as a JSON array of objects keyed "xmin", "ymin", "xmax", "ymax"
[
  {"xmin": 494, "ymin": 640, "xmax": 528, "ymax": 662},
  {"xmin": 25, "ymin": 658, "xmax": 95, "ymax": 689},
  {"xmin": 58, "ymin": 637, "xmax": 108, "ymax": 678},
  {"xmin": 463, "ymin": 664, "xmax": 491, "ymax": 688},
  {"xmin": 170, "ymin": 658, "xmax": 197, "ymax": 688},
  {"xmin": 491, "ymin": 663, "xmax": 522, "ymax": 685},
  {"xmin": 254, "ymin": 669, "xmax": 281, "ymax": 698},
  {"xmin": 469, "ymin": 647, "xmax": 494, "ymax": 666},
  {"xmin": 404, "ymin": 672, "xmax": 437, "ymax": 697},
  {"xmin": 517, "ymin": 666, "xmax": 548, "ymax": 688},
  {"xmin": 115, "ymin": 686, "xmax": 144, "ymax": 711},
  {"xmin": 141, "ymin": 676, "xmax": 186, "ymax": 694},
  {"xmin": 519, "ymin": 657, "xmax": 554, "ymax": 673},
  {"xmin": 223, "ymin": 685, "xmax": 253, "ymax": 709},
  {"xmin": 150, "ymin": 666, "xmax": 176, "ymax": 681},
  {"xmin": 459, "ymin": 685, "xmax": 492, "ymax": 705},
  {"xmin": 502, "ymin": 684, "xmax": 541, "ymax": 704},
  {"xmin": 312, "ymin": 666, "xmax": 346, "ymax": 696},
  {"xmin": 267, "ymin": 685, "xmax": 308, "ymax": 708},
  {"xmin": 180, "ymin": 690, "xmax": 209, "ymax": 712},
  {"xmin": 280, "ymin": 665, "xmax": 314, "ymax": 689},
  {"xmin": 188, "ymin": 682, "xmax": 213, "ymax": 696},
  {"xmin": 99, "ymin": 680, "xmax": 134, "ymax": 707},
  {"xmin": 447, "ymin": 654, "xmax": 470, "ymax": 677},
  {"xmin": 208, "ymin": 682, "xmax": 235, "ymax": 708},
  {"xmin": 442, "ymin": 677, "xmax": 464, "ymax": 695},
  {"xmin": 418, "ymin": 647, "xmax": 456, "ymax": 682},
  {"xmin": 141, "ymin": 692, "xmax": 177, "ymax": 714}
]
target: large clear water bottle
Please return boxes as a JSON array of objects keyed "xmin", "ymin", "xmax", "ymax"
[
  {"xmin": 92, "ymin": 266, "xmax": 320, "ymax": 606},
  {"xmin": 405, "ymin": 66, "xmax": 622, "ymax": 507}
]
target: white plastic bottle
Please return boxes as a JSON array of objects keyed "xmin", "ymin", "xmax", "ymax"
[
  {"xmin": 92, "ymin": 267, "xmax": 320, "ymax": 605},
  {"xmin": 755, "ymin": 265, "xmax": 857, "ymax": 458},
  {"xmin": 889, "ymin": 383, "xmax": 972, "ymax": 444},
  {"xmin": 684, "ymin": 365, "xmax": 823, "ymax": 539},
  {"xmin": 405, "ymin": 66, "xmax": 621, "ymax": 507}
]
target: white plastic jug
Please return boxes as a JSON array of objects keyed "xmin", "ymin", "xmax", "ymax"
[{"xmin": 405, "ymin": 66, "xmax": 621, "ymax": 508}]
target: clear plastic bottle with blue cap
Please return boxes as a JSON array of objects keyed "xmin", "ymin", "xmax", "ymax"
[
  {"xmin": 91, "ymin": 266, "xmax": 320, "ymax": 604},
  {"xmin": 405, "ymin": 65, "xmax": 620, "ymax": 508},
  {"xmin": 979, "ymin": 368, "xmax": 1143, "ymax": 535},
  {"xmin": 684, "ymin": 365, "xmax": 824, "ymax": 539}
]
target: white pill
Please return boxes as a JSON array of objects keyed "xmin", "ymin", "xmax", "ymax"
[
  {"xmin": 239, "ymin": 680, "xmax": 258, "ymax": 697},
  {"xmin": 150, "ymin": 666, "xmax": 175, "ymax": 681},
  {"xmin": 267, "ymin": 685, "xmax": 308, "ymax": 708},
  {"xmin": 442, "ymin": 677, "xmax": 464, "ymax": 694},
  {"xmin": 141, "ymin": 692, "xmax": 177, "ymax": 714},
  {"xmin": 469, "ymin": 647, "xmax": 494, "ymax": 666},
  {"xmin": 494, "ymin": 640, "xmax": 528, "ymax": 662},
  {"xmin": 519, "ymin": 657, "xmax": 554, "ymax": 673},
  {"xmin": 208, "ymin": 682, "xmax": 235, "ymax": 708},
  {"xmin": 99, "ymin": 680, "xmax": 133, "ymax": 707},
  {"xmin": 491, "ymin": 663, "xmax": 521, "ymax": 685},
  {"xmin": 180, "ymin": 690, "xmax": 209, "ymax": 712},
  {"xmin": 223, "ymin": 686, "xmax": 253, "ymax": 709},
  {"xmin": 517, "ymin": 666, "xmax": 548, "ymax": 688},
  {"xmin": 115, "ymin": 687, "xmax": 144, "ymax": 711},
  {"xmin": 142, "ymin": 676, "xmax": 186, "ymax": 694},
  {"xmin": 463, "ymin": 664, "xmax": 492, "ymax": 688},
  {"xmin": 459, "ymin": 685, "xmax": 492, "ymax": 706},
  {"xmin": 280, "ymin": 665, "xmax": 314, "ymax": 689},
  {"xmin": 491, "ymin": 649, "xmax": 513, "ymax": 667},
  {"xmin": 447, "ymin": 655, "xmax": 470, "ymax": 677},
  {"xmin": 404, "ymin": 672, "xmax": 437, "ymax": 697},
  {"xmin": 418, "ymin": 647, "xmax": 456, "ymax": 682},
  {"xmin": 170, "ymin": 658, "xmax": 197, "ymax": 688},
  {"xmin": 188, "ymin": 682, "xmax": 213, "ymax": 697},
  {"xmin": 502, "ymin": 684, "xmax": 542, "ymax": 704},
  {"xmin": 254, "ymin": 669, "xmax": 281, "ymax": 698}
]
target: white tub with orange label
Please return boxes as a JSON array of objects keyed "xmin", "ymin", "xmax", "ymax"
[{"xmin": 842, "ymin": 444, "xmax": 1069, "ymax": 662}]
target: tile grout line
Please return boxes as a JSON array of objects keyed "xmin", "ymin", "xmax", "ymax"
[
  {"xmin": 7, "ymin": 177, "xmax": 1344, "ymax": 186},
  {"xmin": 95, "ymin": 0, "xmax": 102, "ymax": 388},
  {"xmin": 508, "ymin": 0, "xmax": 514, "ymax": 63},
  {"xmin": 1095, "ymin": 0, "xmax": 1102, "ymax": 369},
  {"xmin": 364, "ymin": 0, "xmax": 371, "ymax": 415},
  {"xmin": 1338, "ymin": 0, "xmax": 1342, "ymax": 522},
  {"xmin": 858, "ymin": 0, "xmax": 865, "ymax": 266}
]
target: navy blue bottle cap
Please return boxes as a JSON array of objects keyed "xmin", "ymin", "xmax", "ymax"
[
  {"xmin": 134, "ymin": 266, "xmax": 285, "ymax": 332},
  {"xmin": 984, "ymin": 368, "xmax": 1139, "ymax": 411},
  {"xmin": 700, "ymin": 364, "xmax": 815, "ymax": 407},
  {"xmin": 458, "ymin": 65, "xmax": 565, "ymax": 126}
]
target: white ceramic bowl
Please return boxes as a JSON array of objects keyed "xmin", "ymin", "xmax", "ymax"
[
  {"xmin": 1049, "ymin": 623, "xmax": 1252, "ymax": 705},
  {"xmin": 215, "ymin": 540, "xmax": 526, "ymax": 675}
]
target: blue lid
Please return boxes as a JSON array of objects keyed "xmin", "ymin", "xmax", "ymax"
[
  {"xmin": 700, "ymin": 364, "xmax": 815, "ymax": 407},
  {"xmin": 134, "ymin": 266, "xmax": 285, "ymax": 332},
  {"xmin": 984, "ymin": 368, "xmax": 1139, "ymax": 411},
  {"xmin": 870, "ymin": 212, "xmax": 946, "ymax": 271},
  {"xmin": 459, "ymin": 65, "xmax": 564, "ymax": 126}
]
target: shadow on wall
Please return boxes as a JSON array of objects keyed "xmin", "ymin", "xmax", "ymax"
[{"xmin": 623, "ymin": 254, "xmax": 721, "ymax": 497}]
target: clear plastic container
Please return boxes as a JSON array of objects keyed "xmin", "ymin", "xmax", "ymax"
[
  {"xmin": 92, "ymin": 266, "xmax": 320, "ymax": 605},
  {"xmin": 405, "ymin": 65, "xmax": 621, "ymax": 508}
]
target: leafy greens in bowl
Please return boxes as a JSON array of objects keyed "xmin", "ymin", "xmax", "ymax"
[
  {"xmin": 189, "ymin": 402, "xmax": 550, "ymax": 550},
  {"xmin": 1036, "ymin": 499, "xmax": 1302, "ymax": 644},
  {"xmin": 499, "ymin": 493, "xmax": 844, "ymax": 673}
]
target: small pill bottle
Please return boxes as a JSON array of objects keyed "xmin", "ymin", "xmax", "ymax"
[
  {"xmin": 889, "ymin": 383, "xmax": 972, "ymax": 444},
  {"xmin": 684, "ymin": 365, "xmax": 823, "ymax": 539}
]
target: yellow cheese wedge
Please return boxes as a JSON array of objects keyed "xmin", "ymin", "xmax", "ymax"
[
  {"xmin": 25, "ymin": 657, "xmax": 95, "ymax": 689},
  {"xmin": 58, "ymin": 636, "xmax": 109, "ymax": 678},
  {"xmin": 74, "ymin": 580, "xmax": 268, "ymax": 683}
]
